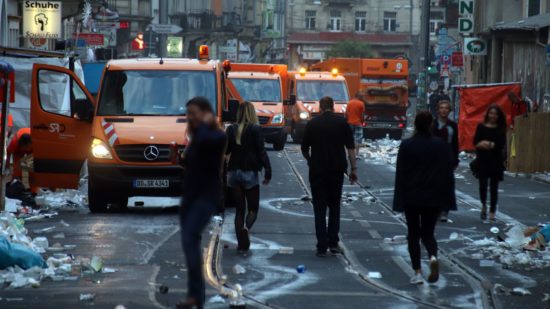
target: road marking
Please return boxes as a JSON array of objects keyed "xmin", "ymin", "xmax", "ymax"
[
  {"xmin": 147, "ymin": 265, "xmax": 167, "ymax": 309},
  {"xmin": 367, "ymin": 229, "xmax": 382, "ymax": 239},
  {"xmin": 142, "ymin": 226, "xmax": 180, "ymax": 264},
  {"xmin": 359, "ymin": 220, "xmax": 371, "ymax": 228},
  {"xmin": 350, "ymin": 210, "xmax": 362, "ymax": 218}
]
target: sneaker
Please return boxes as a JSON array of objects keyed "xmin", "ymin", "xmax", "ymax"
[
  {"xmin": 410, "ymin": 273, "xmax": 424, "ymax": 285},
  {"xmin": 316, "ymin": 250, "xmax": 328, "ymax": 257},
  {"xmin": 427, "ymin": 256, "xmax": 439, "ymax": 283},
  {"xmin": 329, "ymin": 246, "xmax": 342, "ymax": 255}
]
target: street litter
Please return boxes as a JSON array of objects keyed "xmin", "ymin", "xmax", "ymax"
[
  {"xmin": 278, "ymin": 246, "xmax": 294, "ymax": 254},
  {"xmin": 479, "ymin": 260, "xmax": 495, "ymax": 267},
  {"xmin": 490, "ymin": 227, "xmax": 500, "ymax": 234},
  {"xmin": 102, "ymin": 267, "xmax": 117, "ymax": 273},
  {"xmin": 542, "ymin": 293, "xmax": 550, "ymax": 302},
  {"xmin": 232, "ymin": 264, "xmax": 246, "ymax": 275},
  {"xmin": 449, "ymin": 232, "xmax": 459, "ymax": 240},
  {"xmin": 296, "ymin": 264, "xmax": 306, "ymax": 273},
  {"xmin": 159, "ymin": 284, "xmax": 169, "ymax": 294},
  {"xmin": 361, "ymin": 138, "xmax": 401, "ymax": 165},
  {"xmin": 208, "ymin": 295, "xmax": 226, "ymax": 304},
  {"xmin": 493, "ymin": 283, "xmax": 511, "ymax": 295},
  {"xmin": 367, "ymin": 271, "xmax": 382, "ymax": 279},
  {"xmin": 90, "ymin": 255, "xmax": 104, "ymax": 272},
  {"xmin": 384, "ymin": 235, "xmax": 407, "ymax": 244},
  {"xmin": 35, "ymin": 179, "xmax": 88, "ymax": 209},
  {"xmin": 80, "ymin": 293, "xmax": 96, "ymax": 302},
  {"xmin": 511, "ymin": 287, "xmax": 531, "ymax": 296},
  {"xmin": 0, "ymin": 237, "xmax": 46, "ymax": 270}
]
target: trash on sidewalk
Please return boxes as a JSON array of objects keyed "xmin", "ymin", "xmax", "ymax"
[
  {"xmin": 384, "ymin": 235, "xmax": 407, "ymax": 244},
  {"xmin": 542, "ymin": 293, "xmax": 550, "ymax": 302},
  {"xmin": 35, "ymin": 178, "xmax": 89, "ymax": 209},
  {"xmin": 278, "ymin": 247, "xmax": 294, "ymax": 254},
  {"xmin": 232, "ymin": 264, "xmax": 246, "ymax": 275},
  {"xmin": 79, "ymin": 293, "xmax": 96, "ymax": 302},
  {"xmin": 0, "ymin": 237, "xmax": 47, "ymax": 270},
  {"xmin": 493, "ymin": 283, "xmax": 511, "ymax": 295},
  {"xmin": 511, "ymin": 287, "xmax": 531, "ymax": 296},
  {"xmin": 296, "ymin": 264, "xmax": 306, "ymax": 273},
  {"xmin": 90, "ymin": 256, "xmax": 104, "ymax": 272},
  {"xmin": 449, "ymin": 232, "xmax": 459, "ymax": 240},
  {"xmin": 490, "ymin": 227, "xmax": 500, "ymax": 234},
  {"xmin": 367, "ymin": 271, "xmax": 382, "ymax": 279},
  {"xmin": 361, "ymin": 138, "xmax": 401, "ymax": 165},
  {"xmin": 208, "ymin": 295, "xmax": 226, "ymax": 304}
]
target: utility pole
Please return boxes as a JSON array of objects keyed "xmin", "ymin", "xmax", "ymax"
[
  {"xmin": 159, "ymin": 0, "xmax": 168, "ymax": 58},
  {"xmin": 418, "ymin": 0, "xmax": 431, "ymax": 111}
]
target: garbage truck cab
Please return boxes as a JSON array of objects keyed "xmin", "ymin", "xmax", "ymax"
[
  {"xmin": 227, "ymin": 63, "xmax": 290, "ymax": 150},
  {"xmin": 287, "ymin": 68, "xmax": 350, "ymax": 142},
  {"xmin": 30, "ymin": 46, "xmax": 238, "ymax": 212}
]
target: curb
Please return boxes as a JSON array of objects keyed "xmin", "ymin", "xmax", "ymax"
[{"xmin": 504, "ymin": 171, "xmax": 550, "ymax": 185}]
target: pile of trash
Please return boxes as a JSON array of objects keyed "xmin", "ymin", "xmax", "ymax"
[
  {"xmin": 342, "ymin": 192, "xmax": 376, "ymax": 207},
  {"xmin": 35, "ymin": 178, "xmax": 89, "ymax": 210},
  {"xmin": 360, "ymin": 138, "xmax": 401, "ymax": 165},
  {"xmin": 0, "ymin": 211, "xmax": 112, "ymax": 289},
  {"xmin": 459, "ymin": 225, "xmax": 550, "ymax": 270}
]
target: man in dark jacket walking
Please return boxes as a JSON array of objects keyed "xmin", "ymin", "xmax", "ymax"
[
  {"xmin": 432, "ymin": 100, "xmax": 459, "ymax": 222},
  {"xmin": 302, "ymin": 96, "xmax": 357, "ymax": 257},
  {"xmin": 393, "ymin": 111, "xmax": 456, "ymax": 285}
]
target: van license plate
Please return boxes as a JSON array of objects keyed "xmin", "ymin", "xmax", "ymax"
[{"xmin": 133, "ymin": 179, "xmax": 169, "ymax": 188}]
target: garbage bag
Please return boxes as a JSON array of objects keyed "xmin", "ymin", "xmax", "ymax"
[
  {"xmin": 0, "ymin": 237, "xmax": 46, "ymax": 270},
  {"xmin": 5, "ymin": 180, "xmax": 36, "ymax": 207}
]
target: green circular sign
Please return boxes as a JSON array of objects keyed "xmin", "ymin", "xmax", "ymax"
[{"xmin": 466, "ymin": 39, "xmax": 486, "ymax": 54}]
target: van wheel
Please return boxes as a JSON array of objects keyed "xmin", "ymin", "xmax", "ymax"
[
  {"xmin": 88, "ymin": 179, "xmax": 108, "ymax": 213},
  {"xmin": 273, "ymin": 132, "xmax": 287, "ymax": 151}
]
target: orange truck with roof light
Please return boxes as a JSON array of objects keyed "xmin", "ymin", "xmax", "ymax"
[
  {"xmin": 227, "ymin": 63, "xmax": 292, "ymax": 150},
  {"xmin": 30, "ymin": 46, "xmax": 239, "ymax": 212},
  {"xmin": 311, "ymin": 58, "xmax": 409, "ymax": 139},
  {"xmin": 286, "ymin": 68, "xmax": 350, "ymax": 142}
]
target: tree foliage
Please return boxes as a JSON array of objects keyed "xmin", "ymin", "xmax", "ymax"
[{"xmin": 325, "ymin": 40, "xmax": 374, "ymax": 58}]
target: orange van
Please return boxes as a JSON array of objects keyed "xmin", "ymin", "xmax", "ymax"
[
  {"xmin": 286, "ymin": 68, "xmax": 350, "ymax": 142},
  {"xmin": 30, "ymin": 47, "xmax": 238, "ymax": 212},
  {"xmin": 227, "ymin": 63, "xmax": 290, "ymax": 150}
]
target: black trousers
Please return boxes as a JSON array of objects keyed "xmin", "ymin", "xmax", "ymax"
[
  {"xmin": 404, "ymin": 206, "xmax": 440, "ymax": 270},
  {"xmin": 310, "ymin": 171, "xmax": 344, "ymax": 251},
  {"xmin": 478, "ymin": 175, "xmax": 499, "ymax": 213}
]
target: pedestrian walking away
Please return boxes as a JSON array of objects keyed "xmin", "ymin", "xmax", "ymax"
[
  {"xmin": 432, "ymin": 100, "xmax": 459, "ymax": 222},
  {"xmin": 346, "ymin": 92, "xmax": 366, "ymax": 157},
  {"xmin": 226, "ymin": 101, "xmax": 272, "ymax": 252},
  {"xmin": 301, "ymin": 96, "xmax": 358, "ymax": 257},
  {"xmin": 393, "ymin": 111, "xmax": 456, "ymax": 285},
  {"xmin": 473, "ymin": 105, "xmax": 507, "ymax": 223},
  {"xmin": 177, "ymin": 97, "xmax": 227, "ymax": 309}
]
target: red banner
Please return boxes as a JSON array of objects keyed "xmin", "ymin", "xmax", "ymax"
[
  {"xmin": 458, "ymin": 83, "xmax": 521, "ymax": 151},
  {"xmin": 452, "ymin": 52, "xmax": 463, "ymax": 67},
  {"xmin": 74, "ymin": 33, "xmax": 105, "ymax": 46}
]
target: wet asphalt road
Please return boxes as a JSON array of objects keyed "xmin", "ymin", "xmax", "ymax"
[{"xmin": 1, "ymin": 144, "xmax": 550, "ymax": 309}]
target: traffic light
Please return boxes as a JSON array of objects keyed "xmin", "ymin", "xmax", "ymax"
[{"xmin": 132, "ymin": 33, "xmax": 146, "ymax": 50}]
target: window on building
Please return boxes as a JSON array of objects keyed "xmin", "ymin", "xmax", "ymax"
[
  {"xmin": 305, "ymin": 10, "xmax": 316, "ymax": 30},
  {"xmin": 329, "ymin": 10, "xmax": 342, "ymax": 32},
  {"xmin": 528, "ymin": 0, "xmax": 540, "ymax": 16},
  {"xmin": 355, "ymin": 11, "xmax": 367, "ymax": 32},
  {"xmin": 383, "ymin": 12, "xmax": 397, "ymax": 32},
  {"xmin": 429, "ymin": 11, "xmax": 445, "ymax": 34}
]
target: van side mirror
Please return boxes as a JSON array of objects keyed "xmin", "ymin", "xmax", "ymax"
[
  {"xmin": 285, "ymin": 94, "xmax": 296, "ymax": 106},
  {"xmin": 222, "ymin": 99, "xmax": 239, "ymax": 122},
  {"xmin": 73, "ymin": 98, "xmax": 94, "ymax": 122}
]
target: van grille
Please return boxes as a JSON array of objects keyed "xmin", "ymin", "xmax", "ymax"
[
  {"xmin": 114, "ymin": 144, "xmax": 178, "ymax": 162},
  {"xmin": 258, "ymin": 116, "xmax": 270, "ymax": 125}
]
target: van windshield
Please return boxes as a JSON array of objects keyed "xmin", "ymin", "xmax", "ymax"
[
  {"xmin": 97, "ymin": 70, "xmax": 216, "ymax": 116},
  {"xmin": 230, "ymin": 78, "xmax": 281, "ymax": 102},
  {"xmin": 297, "ymin": 80, "xmax": 349, "ymax": 102}
]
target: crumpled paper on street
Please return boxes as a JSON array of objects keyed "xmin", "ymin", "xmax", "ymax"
[
  {"xmin": 34, "ymin": 178, "xmax": 89, "ymax": 209},
  {"xmin": 360, "ymin": 138, "xmax": 401, "ymax": 165}
]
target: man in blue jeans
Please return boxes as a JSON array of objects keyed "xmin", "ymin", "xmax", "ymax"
[{"xmin": 301, "ymin": 96, "xmax": 358, "ymax": 257}]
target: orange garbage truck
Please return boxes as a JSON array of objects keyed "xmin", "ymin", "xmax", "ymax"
[
  {"xmin": 227, "ymin": 63, "xmax": 291, "ymax": 150},
  {"xmin": 30, "ymin": 46, "xmax": 238, "ymax": 212},
  {"xmin": 286, "ymin": 68, "xmax": 350, "ymax": 142},
  {"xmin": 312, "ymin": 58, "xmax": 409, "ymax": 139}
]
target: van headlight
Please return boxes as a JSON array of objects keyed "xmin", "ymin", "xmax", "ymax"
[
  {"xmin": 299, "ymin": 111, "xmax": 309, "ymax": 120},
  {"xmin": 91, "ymin": 138, "xmax": 113, "ymax": 159},
  {"xmin": 271, "ymin": 113, "xmax": 284, "ymax": 124}
]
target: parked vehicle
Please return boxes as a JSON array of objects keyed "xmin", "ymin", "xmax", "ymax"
[
  {"xmin": 227, "ymin": 63, "xmax": 291, "ymax": 150},
  {"xmin": 286, "ymin": 68, "xmax": 350, "ymax": 143},
  {"xmin": 30, "ymin": 46, "xmax": 238, "ymax": 212},
  {"xmin": 312, "ymin": 58, "xmax": 409, "ymax": 139}
]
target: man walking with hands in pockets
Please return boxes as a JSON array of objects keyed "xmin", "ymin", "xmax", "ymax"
[{"xmin": 302, "ymin": 96, "xmax": 358, "ymax": 257}]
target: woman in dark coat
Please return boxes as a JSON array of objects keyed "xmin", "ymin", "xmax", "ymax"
[
  {"xmin": 473, "ymin": 105, "xmax": 507, "ymax": 222},
  {"xmin": 226, "ymin": 101, "xmax": 272, "ymax": 252},
  {"xmin": 177, "ymin": 97, "xmax": 227, "ymax": 309},
  {"xmin": 393, "ymin": 111, "xmax": 456, "ymax": 285}
]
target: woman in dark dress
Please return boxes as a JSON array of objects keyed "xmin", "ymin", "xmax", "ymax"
[
  {"xmin": 177, "ymin": 97, "xmax": 227, "ymax": 309},
  {"xmin": 473, "ymin": 105, "xmax": 507, "ymax": 222},
  {"xmin": 226, "ymin": 101, "xmax": 271, "ymax": 252}
]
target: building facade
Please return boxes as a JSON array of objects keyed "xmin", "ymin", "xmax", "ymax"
[
  {"xmin": 468, "ymin": 0, "xmax": 550, "ymax": 105},
  {"xmin": 285, "ymin": 0, "xmax": 423, "ymax": 69}
]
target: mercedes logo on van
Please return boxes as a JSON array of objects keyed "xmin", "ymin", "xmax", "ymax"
[{"xmin": 144, "ymin": 145, "xmax": 160, "ymax": 161}]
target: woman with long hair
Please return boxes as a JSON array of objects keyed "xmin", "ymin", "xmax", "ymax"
[
  {"xmin": 177, "ymin": 97, "xmax": 227, "ymax": 309},
  {"xmin": 226, "ymin": 101, "xmax": 272, "ymax": 252},
  {"xmin": 393, "ymin": 111, "xmax": 455, "ymax": 284},
  {"xmin": 473, "ymin": 105, "xmax": 507, "ymax": 222}
]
